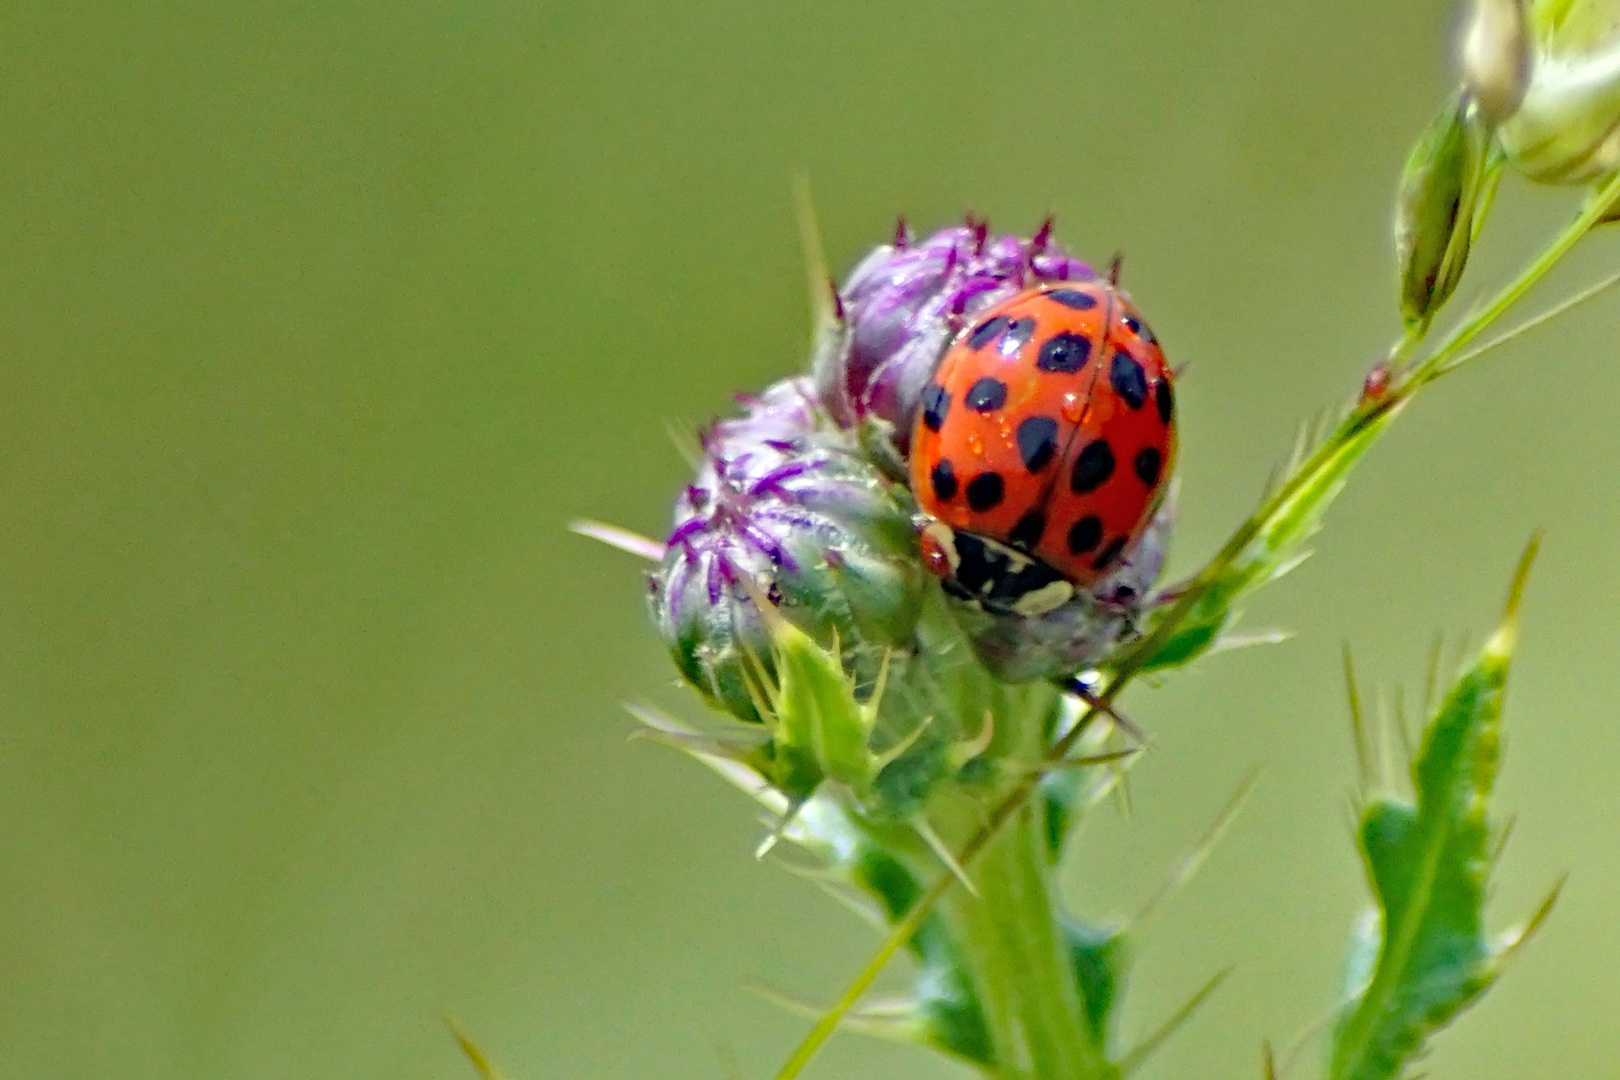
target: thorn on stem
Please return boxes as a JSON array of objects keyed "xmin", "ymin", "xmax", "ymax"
[
  {"xmin": 1060, "ymin": 675, "xmax": 1147, "ymax": 745},
  {"xmin": 1107, "ymin": 251, "xmax": 1125, "ymax": 286},
  {"xmin": 827, "ymin": 277, "xmax": 847, "ymax": 324},
  {"xmin": 893, "ymin": 215, "xmax": 911, "ymax": 249},
  {"xmin": 1031, "ymin": 215, "xmax": 1054, "ymax": 252}
]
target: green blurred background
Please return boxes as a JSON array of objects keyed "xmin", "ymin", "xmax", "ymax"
[{"xmin": 2, "ymin": 2, "xmax": 1617, "ymax": 1078}]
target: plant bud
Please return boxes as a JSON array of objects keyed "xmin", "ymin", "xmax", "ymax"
[
  {"xmin": 648, "ymin": 378, "xmax": 927, "ymax": 723},
  {"xmin": 816, "ymin": 221, "xmax": 1093, "ymax": 458},
  {"xmin": 1497, "ymin": 0, "xmax": 1620, "ymax": 182},
  {"xmin": 1463, "ymin": 0, "xmax": 1533, "ymax": 124},
  {"xmin": 1395, "ymin": 97, "xmax": 1492, "ymax": 325}
]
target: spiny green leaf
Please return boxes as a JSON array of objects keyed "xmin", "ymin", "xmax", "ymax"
[
  {"xmin": 1328, "ymin": 539, "xmax": 1544, "ymax": 1080},
  {"xmin": 1138, "ymin": 402, "xmax": 1397, "ymax": 674}
]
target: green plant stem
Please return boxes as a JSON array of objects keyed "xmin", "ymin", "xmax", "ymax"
[
  {"xmin": 1419, "ymin": 169, "xmax": 1620, "ymax": 382},
  {"xmin": 938, "ymin": 797, "xmax": 1106, "ymax": 1080}
]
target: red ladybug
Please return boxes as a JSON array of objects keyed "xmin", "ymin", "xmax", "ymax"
[{"xmin": 910, "ymin": 280, "xmax": 1176, "ymax": 617}]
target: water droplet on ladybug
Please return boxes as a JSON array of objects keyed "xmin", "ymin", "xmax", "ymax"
[
  {"xmin": 968, "ymin": 433, "xmax": 985, "ymax": 456},
  {"xmin": 1061, "ymin": 392, "xmax": 1085, "ymax": 423}
]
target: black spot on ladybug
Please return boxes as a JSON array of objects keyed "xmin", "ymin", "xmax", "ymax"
[
  {"xmin": 1016, "ymin": 416, "xmax": 1059, "ymax": 473},
  {"xmin": 1070, "ymin": 439, "xmax": 1115, "ymax": 493},
  {"xmin": 1009, "ymin": 510, "xmax": 1046, "ymax": 550},
  {"xmin": 1067, "ymin": 515, "xmax": 1103, "ymax": 555},
  {"xmin": 966, "ymin": 472, "xmax": 1005, "ymax": 512},
  {"xmin": 997, "ymin": 317, "xmax": 1036, "ymax": 356},
  {"xmin": 1122, "ymin": 314, "xmax": 1156, "ymax": 343},
  {"xmin": 1110, "ymin": 353, "xmax": 1148, "ymax": 408},
  {"xmin": 931, "ymin": 459, "xmax": 958, "ymax": 501},
  {"xmin": 1155, "ymin": 379, "xmax": 1174, "ymax": 424},
  {"xmin": 968, "ymin": 315, "xmax": 1008, "ymax": 350},
  {"xmin": 921, "ymin": 383, "xmax": 950, "ymax": 431},
  {"xmin": 1036, "ymin": 331, "xmax": 1091, "ymax": 373},
  {"xmin": 966, "ymin": 377, "xmax": 1009, "ymax": 412},
  {"xmin": 1047, "ymin": 288, "xmax": 1097, "ymax": 310},
  {"xmin": 1134, "ymin": 446, "xmax": 1162, "ymax": 487},
  {"xmin": 1091, "ymin": 536, "xmax": 1127, "ymax": 571}
]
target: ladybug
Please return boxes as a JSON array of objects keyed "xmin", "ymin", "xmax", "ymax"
[{"xmin": 910, "ymin": 279, "xmax": 1176, "ymax": 618}]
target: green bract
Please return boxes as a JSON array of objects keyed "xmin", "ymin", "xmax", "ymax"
[{"xmin": 1394, "ymin": 98, "xmax": 1498, "ymax": 327}]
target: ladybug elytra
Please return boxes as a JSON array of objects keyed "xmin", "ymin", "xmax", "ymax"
[{"xmin": 910, "ymin": 279, "xmax": 1177, "ymax": 617}]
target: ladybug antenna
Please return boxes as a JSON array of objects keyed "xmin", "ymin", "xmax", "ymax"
[
  {"xmin": 893, "ymin": 215, "xmax": 912, "ymax": 250},
  {"xmin": 1031, "ymin": 215, "xmax": 1054, "ymax": 252},
  {"xmin": 1107, "ymin": 251, "xmax": 1125, "ymax": 286}
]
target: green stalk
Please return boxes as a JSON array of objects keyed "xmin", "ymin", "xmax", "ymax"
[
  {"xmin": 1420, "ymin": 168, "xmax": 1620, "ymax": 382},
  {"xmin": 772, "ymin": 170, "xmax": 1620, "ymax": 1080},
  {"xmin": 939, "ymin": 799, "xmax": 1108, "ymax": 1080}
]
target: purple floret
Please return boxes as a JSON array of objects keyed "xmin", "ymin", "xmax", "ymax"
[{"xmin": 819, "ymin": 218, "xmax": 1093, "ymax": 455}]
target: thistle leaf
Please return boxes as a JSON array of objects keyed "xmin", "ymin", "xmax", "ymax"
[
  {"xmin": 1327, "ymin": 539, "xmax": 1548, "ymax": 1080},
  {"xmin": 1138, "ymin": 403, "xmax": 1397, "ymax": 674}
]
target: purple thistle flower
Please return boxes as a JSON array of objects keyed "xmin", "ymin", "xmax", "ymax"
[
  {"xmin": 816, "ymin": 218, "xmax": 1093, "ymax": 456},
  {"xmin": 648, "ymin": 378, "xmax": 926, "ymax": 723}
]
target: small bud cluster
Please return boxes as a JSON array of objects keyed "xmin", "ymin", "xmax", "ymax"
[
  {"xmin": 1391, "ymin": 0, "xmax": 1620, "ymax": 331},
  {"xmin": 650, "ymin": 220, "xmax": 1171, "ymax": 727}
]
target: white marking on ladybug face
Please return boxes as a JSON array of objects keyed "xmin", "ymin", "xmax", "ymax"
[
  {"xmin": 1011, "ymin": 579, "xmax": 1075, "ymax": 617},
  {"xmin": 1002, "ymin": 549, "xmax": 1031, "ymax": 574}
]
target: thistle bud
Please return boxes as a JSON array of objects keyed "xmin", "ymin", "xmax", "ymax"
[
  {"xmin": 951, "ymin": 497, "xmax": 1175, "ymax": 683},
  {"xmin": 648, "ymin": 378, "xmax": 927, "ymax": 723},
  {"xmin": 816, "ymin": 221, "xmax": 1093, "ymax": 457},
  {"xmin": 1394, "ymin": 96, "xmax": 1493, "ymax": 325},
  {"xmin": 1497, "ymin": 0, "xmax": 1620, "ymax": 182}
]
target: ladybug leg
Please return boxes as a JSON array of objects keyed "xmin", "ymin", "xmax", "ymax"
[{"xmin": 1058, "ymin": 674, "xmax": 1147, "ymax": 746}]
